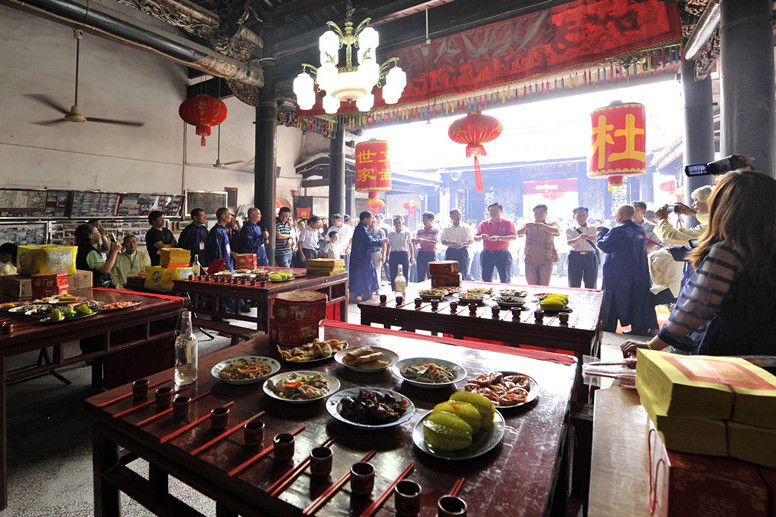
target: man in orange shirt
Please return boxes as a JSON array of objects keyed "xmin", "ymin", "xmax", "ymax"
[{"xmin": 474, "ymin": 203, "xmax": 517, "ymax": 283}]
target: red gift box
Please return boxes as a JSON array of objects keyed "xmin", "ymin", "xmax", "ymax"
[
  {"xmin": 429, "ymin": 260, "xmax": 459, "ymax": 276},
  {"xmin": 648, "ymin": 420, "xmax": 771, "ymax": 517},
  {"xmin": 234, "ymin": 254, "xmax": 258, "ymax": 270},
  {"xmin": 31, "ymin": 273, "xmax": 68, "ymax": 299},
  {"xmin": 431, "ymin": 273, "xmax": 461, "ymax": 288}
]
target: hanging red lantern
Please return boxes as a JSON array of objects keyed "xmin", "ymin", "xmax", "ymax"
[
  {"xmin": 448, "ymin": 111, "xmax": 503, "ymax": 193},
  {"xmin": 355, "ymin": 139, "xmax": 391, "ymax": 215},
  {"xmin": 588, "ymin": 102, "xmax": 646, "ymax": 190},
  {"xmin": 178, "ymin": 95, "xmax": 227, "ymax": 146},
  {"xmin": 403, "ymin": 200, "xmax": 419, "ymax": 215},
  {"xmin": 659, "ymin": 180, "xmax": 676, "ymax": 193}
]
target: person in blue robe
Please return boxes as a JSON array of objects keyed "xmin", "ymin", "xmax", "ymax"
[
  {"xmin": 177, "ymin": 208, "xmax": 209, "ymax": 265},
  {"xmin": 205, "ymin": 207, "xmax": 238, "ymax": 316},
  {"xmin": 236, "ymin": 207, "xmax": 269, "ymax": 266},
  {"xmin": 597, "ymin": 205, "xmax": 658, "ymax": 335},
  {"xmin": 349, "ymin": 211, "xmax": 386, "ymax": 302}
]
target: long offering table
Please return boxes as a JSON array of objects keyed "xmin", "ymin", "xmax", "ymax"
[
  {"xmin": 0, "ymin": 287, "xmax": 186, "ymax": 510},
  {"xmin": 85, "ymin": 320, "xmax": 577, "ymax": 516},
  {"xmin": 359, "ymin": 282, "xmax": 602, "ymax": 399},
  {"xmin": 172, "ymin": 271, "xmax": 348, "ymax": 341}
]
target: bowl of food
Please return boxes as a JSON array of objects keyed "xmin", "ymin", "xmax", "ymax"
[
  {"xmin": 326, "ymin": 387, "xmax": 415, "ymax": 429},
  {"xmin": 263, "ymin": 371, "xmax": 340, "ymax": 404},
  {"xmin": 334, "ymin": 346, "xmax": 398, "ymax": 372},
  {"xmin": 211, "ymin": 356, "xmax": 280, "ymax": 385},
  {"xmin": 392, "ymin": 358, "xmax": 467, "ymax": 389}
]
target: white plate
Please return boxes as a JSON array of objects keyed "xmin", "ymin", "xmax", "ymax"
[
  {"xmin": 326, "ymin": 387, "xmax": 415, "ymax": 430},
  {"xmin": 392, "ymin": 358, "xmax": 467, "ymax": 389},
  {"xmin": 493, "ymin": 297, "xmax": 526, "ymax": 308},
  {"xmin": 466, "ymin": 371, "xmax": 540, "ymax": 409},
  {"xmin": 211, "ymin": 356, "xmax": 281, "ymax": 385},
  {"xmin": 334, "ymin": 346, "xmax": 399, "ymax": 373},
  {"xmin": 456, "ymin": 292, "xmax": 488, "ymax": 304},
  {"xmin": 412, "ymin": 410, "xmax": 505, "ymax": 460},
  {"xmin": 277, "ymin": 340, "xmax": 349, "ymax": 365},
  {"xmin": 263, "ymin": 371, "xmax": 340, "ymax": 404}
]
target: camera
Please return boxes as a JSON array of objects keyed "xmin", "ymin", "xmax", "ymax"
[
  {"xmin": 666, "ymin": 205, "xmax": 676, "ymax": 213},
  {"xmin": 684, "ymin": 154, "xmax": 750, "ymax": 177}
]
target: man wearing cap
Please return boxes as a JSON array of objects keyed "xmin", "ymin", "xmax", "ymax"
[{"xmin": 441, "ymin": 209, "xmax": 474, "ymax": 280}]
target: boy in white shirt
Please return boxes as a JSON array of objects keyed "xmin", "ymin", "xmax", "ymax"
[{"xmin": 323, "ymin": 231, "xmax": 341, "ymax": 259}]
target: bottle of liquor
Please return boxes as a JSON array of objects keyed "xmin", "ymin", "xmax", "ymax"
[
  {"xmin": 192, "ymin": 254, "xmax": 202, "ymax": 276},
  {"xmin": 174, "ymin": 310, "xmax": 198, "ymax": 385},
  {"xmin": 394, "ymin": 264, "xmax": 406, "ymax": 297}
]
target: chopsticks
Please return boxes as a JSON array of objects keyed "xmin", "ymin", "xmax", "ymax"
[
  {"xmin": 98, "ymin": 377, "xmax": 173, "ymax": 408},
  {"xmin": 134, "ymin": 391, "xmax": 211, "ymax": 427},
  {"xmin": 190, "ymin": 411, "xmax": 267, "ymax": 456},
  {"xmin": 112, "ymin": 386, "xmax": 190, "ymax": 419},
  {"xmin": 449, "ymin": 477, "xmax": 466, "ymax": 497},
  {"xmin": 267, "ymin": 436, "xmax": 337, "ymax": 497},
  {"xmin": 228, "ymin": 425, "xmax": 306, "ymax": 478},
  {"xmin": 302, "ymin": 450, "xmax": 376, "ymax": 516},
  {"xmin": 159, "ymin": 401, "xmax": 234, "ymax": 444},
  {"xmin": 359, "ymin": 463, "xmax": 414, "ymax": 517}
]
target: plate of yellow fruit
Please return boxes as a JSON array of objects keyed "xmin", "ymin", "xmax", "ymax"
[{"xmin": 412, "ymin": 391, "xmax": 505, "ymax": 460}]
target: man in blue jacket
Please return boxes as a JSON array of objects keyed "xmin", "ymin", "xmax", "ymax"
[{"xmin": 177, "ymin": 208, "xmax": 208, "ymax": 265}]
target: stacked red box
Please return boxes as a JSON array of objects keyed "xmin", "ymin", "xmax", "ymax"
[
  {"xmin": 648, "ymin": 419, "xmax": 774, "ymax": 517},
  {"xmin": 428, "ymin": 260, "xmax": 459, "ymax": 276},
  {"xmin": 431, "ymin": 273, "xmax": 461, "ymax": 288},
  {"xmin": 234, "ymin": 253, "xmax": 258, "ymax": 270},
  {"xmin": 31, "ymin": 273, "xmax": 69, "ymax": 299},
  {"xmin": 270, "ymin": 291, "xmax": 327, "ymax": 346}
]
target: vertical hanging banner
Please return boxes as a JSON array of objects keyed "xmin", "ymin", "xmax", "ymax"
[
  {"xmin": 588, "ymin": 102, "xmax": 646, "ymax": 189},
  {"xmin": 355, "ymin": 140, "xmax": 392, "ymax": 210}
]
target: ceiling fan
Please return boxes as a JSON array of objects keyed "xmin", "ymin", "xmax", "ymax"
[
  {"xmin": 187, "ymin": 125, "xmax": 250, "ymax": 169},
  {"xmin": 28, "ymin": 29, "xmax": 145, "ymax": 127}
]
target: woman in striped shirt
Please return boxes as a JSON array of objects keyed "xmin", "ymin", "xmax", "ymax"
[{"xmin": 622, "ymin": 170, "xmax": 776, "ymax": 357}]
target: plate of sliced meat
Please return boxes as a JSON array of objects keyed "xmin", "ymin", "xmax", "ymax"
[
  {"xmin": 464, "ymin": 371, "xmax": 539, "ymax": 409},
  {"xmin": 100, "ymin": 300, "xmax": 142, "ymax": 311},
  {"xmin": 334, "ymin": 346, "xmax": 398, "ymax": 373}
]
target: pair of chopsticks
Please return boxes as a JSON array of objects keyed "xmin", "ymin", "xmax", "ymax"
[
  {"xmin": 359, "ymin": 463, "xmax": 415, "ymax": 517},
  {"xmin": 449, "ymin": 477, "xmax": 466, "ymax": 497},
  {"xmin": 159, "ymin": 400, "xmax": 234, "ymax": 443},
  {"xmin": 98, "ymin": 377, "xmax": 173, "ymax": 408},
  {"xmin": 302, "ymin": 450, "xmax": 376, "ymax": 516},
  {"xmin": 267, "ymin": 436, "xmax": 337, "ymax": 497},
  {"xmin": 112, "ymin": 386, "xmax": 191, "ymax": 419},
  {"xmin": 189, "ymin": 410, "xmax": 267, "ymax": 456},
  {"xmin": 228, "ymin": 425, "xmax": 306, "ymax": 477},
  {"xmin": 134, "ymin": 391, "xmax": 211, "ymax": 427}
]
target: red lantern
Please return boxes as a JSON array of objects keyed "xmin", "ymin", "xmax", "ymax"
[
  {"xmin": 659, "ymin": 180, "xmax": 676, "ymax": 193},
  {"xmin": 588, "ymin": 102, "xmax": 646, "ymax": 190},
  {"xmin": 365, "ymin": 198, "xmax": 384, "ymax": 214},
  {"xmin": 179, "ymin": 95, "xmax": 227, "ymax": 146},
  {"xmin": 448, "ymin": 111, "xmax": 503, "ymax": 193},
  {"xmin": 403, "ymin": 200, "xmax": 419, "ymax": 215}
]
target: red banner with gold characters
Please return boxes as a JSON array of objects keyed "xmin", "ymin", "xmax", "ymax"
[
  {"xmin": 588, "ymin": 102, "xmax": 646, "ymax": 187},
  {"xmin": 355, "ymin": 140, "xmax": 391, "ymax": 192}
]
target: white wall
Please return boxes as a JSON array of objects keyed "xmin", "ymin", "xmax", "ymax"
[{"xmin": 0, "ymin": 5, "xmax": 303, "ymax": 209}]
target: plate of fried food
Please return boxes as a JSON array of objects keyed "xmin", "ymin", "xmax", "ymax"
[
  {"xmin": 334, "ymin": 346, "xmax": 398, "ymax": 372},
  {"xmin": 211, "ymin": 356, "xmax": 281, "ymax": 385},
  {"xmin": 277, "ymin": 338, "xmax": 348, "ymax": 364},
  {"xmin": 392, "ymin": 358, "xmax": 467, "ymax": 389},
  {"xmin": 263, "ymin": 371, "xmax": 340, "ymax": 404},
  {"xmin": 464, "ymin": 371, "xmax": 539, "ymax": 409},
  {"xmin": 326, "ymin": 387, "xmax": 415, "ymax": 429},
  {"xmin": 418, "ymin": 289, "xmax": 446, "ymax": 301},
  {"xmin": 464, "ymin": 287, "xmax": 493, "ymax": 295},
  {"xmin": 456, "ymin": 292, "xmax": 488, "ymax": 304}
]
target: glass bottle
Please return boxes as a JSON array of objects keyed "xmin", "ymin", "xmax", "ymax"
[
  {"xmin": 174, "ymin": 310, "xmax": 198, "ymax": 385},
  {"xmin": 394, "ymin": 264, "xmax": 406, "ymax": 297},
  {"xmin": 192, "ymin": 254, "xmax": 201, "ymax": 276}
]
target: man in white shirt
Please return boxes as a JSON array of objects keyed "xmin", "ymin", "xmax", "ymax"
[
  {"xmin": 385, "ymin": 215, "xmax": 414, "ymax": 290},
  {"xmin": 298, "ymin": 215, "xmax": 323, "ymax": 262},
  {"xmin": 632, "ymin": 201, "xmax": 660, "ymax": 252},
  {"xmin": 440, "ymin": 209, "xmax": 474, "ymax": 280},
  {"xmin": 565, "ymin": 206, "xmax": 599, "ymax": 288}
]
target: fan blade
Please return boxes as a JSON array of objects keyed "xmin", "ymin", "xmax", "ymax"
[
  {"xmin": 24, "ymin": 94, "xmax": 69, "ymax": 115},
  {"xmin": 86, "ymin": 116, "xmax": 145, "ymax": 127},
  {"xmin": 222, "ymin": 160, "xmax": 243, "ymax": 165},
  {"xmin": 32, "ymin": 118, "xmax": 69, "ymax": 126}
]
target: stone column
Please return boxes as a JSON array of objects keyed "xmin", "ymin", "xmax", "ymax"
[
  {"xmin": 329, "ymin": 123, "xmax": 345, "ymax": 217},
  {"xmin": 255, "ymin": 25, "xmax": 277, "ymax": 264}
]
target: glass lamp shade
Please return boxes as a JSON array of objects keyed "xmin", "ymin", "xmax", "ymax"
[
  {"xmin": 358, "ymin": 60, "xmax": 380, "ymax": 88},
  {"xmin": 322, "ymin": 95, "xmax": 341, "ymax": 114},
  {"xmin": 293, "ymin": 73, "xmax": 316, "ymax": 110},
  {"xmin": 358, "ymin": 27, "xmax": 379, "ymax": 53},
  {"xmin": 356, "ymin": 93, "xmax": 374, "ymax": 112},
  {"xmin": 319, "ymin": 31, "xmax": 339, "ymax": 62},
  {"xmin": 316, "ymin": 62, "xmax": 338, "ymax": 91},
  {"xmin": 326, "ymin": 70, "xmax": 371, "ymax": 102},
  {"xmin": 385, "ymin": 67, "xmax": 407, "ymax": 91},
  {"xmin": 382, "ymin": 86, "xmax": 400, "ymax": 105}
]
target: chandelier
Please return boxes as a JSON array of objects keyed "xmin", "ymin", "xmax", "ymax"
[{"xmin": 293, "ymin": 1, "xmax": 407, "ymax": 114}]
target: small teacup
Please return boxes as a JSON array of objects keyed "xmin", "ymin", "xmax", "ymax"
[
  {"xmin": 243, "ymin": 420, "xmax": 265, "ymax": 446},
  {"xmin": 210, "ymin": 406, "xmax": 230, "ymax": 430},
  {"xmin": 155, "ymin": 386, "xmax": 173, "ymax": 408},
  {"xmin": 132, "ymin": 379, "xmax": 149, "ymax": 398},
  {"xmin": 437, "ymin": 495, "xmax": 467, "ymax": 517},
  {"xmin": 172, "ymin": 396, "xmax": 190, "ymax": 419},
  {"xmin": 273, "ymin": 433, "xmax": 295, "ymax": 461},
  {"xmin": 394, "ymin": 480, "xmax": 421, "ymax": 516},
  {"xmin": 350, "ymin": 462, "xmax": 375, "ymax": 495},
  {"xmin": 309, "ymin": 446, "xmax": 333, "ymax": 477}
]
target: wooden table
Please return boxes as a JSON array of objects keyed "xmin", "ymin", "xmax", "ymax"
[
  {"xmin": 173, "ymin": 272, "xmax": 348, "ymax": 341},
  {"xmin": 588, "ymin": 388, "xmax": 651, "ymax": 517},
  {"xmin": 86, "ymin": 320, "xmax": 577, "ymax": 516},
  {"xmin": 0, "ymin": 287, "xmax": 186, "ymax": 510},
  {"xmin": 359, "ymin": 282, "xmax": 602, "ymax": 399}
]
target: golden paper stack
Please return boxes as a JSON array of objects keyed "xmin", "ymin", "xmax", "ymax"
[
  {"xmin": 306, "ymin": 258, "xmax": 345, "ymax": 276},
  {"xmin": 636, "ymin": 349, "xmax": 776, "ymax": 466},
  {"xmin": 159, "ymin": 248, "xmax": 191, "ymax": 268}
]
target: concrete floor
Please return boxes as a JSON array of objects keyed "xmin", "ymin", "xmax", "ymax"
[{"xmin": 3, "ymin": 284, "xmax": 632, "ymax": 517}]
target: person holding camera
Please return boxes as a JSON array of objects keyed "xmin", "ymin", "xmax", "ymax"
[
  {"xmin": 654, "ymin": 185, "xmax": 713, "ymax": 246},
  {"xmin": 622, "ymin": 170, "xmax": 776, "ymax": 357}
]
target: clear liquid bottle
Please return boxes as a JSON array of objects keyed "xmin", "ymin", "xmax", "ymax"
[
  {"xmin": 174, "ymin": 310, "xmax": 198, "ymax": 385},
  {"xmin": 394, "ymin": 264, "xmax": 406, "ymax": 297},
  {"xmin": 192, "ymin": 254, "xmax": 202, "ymax": 276}
]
